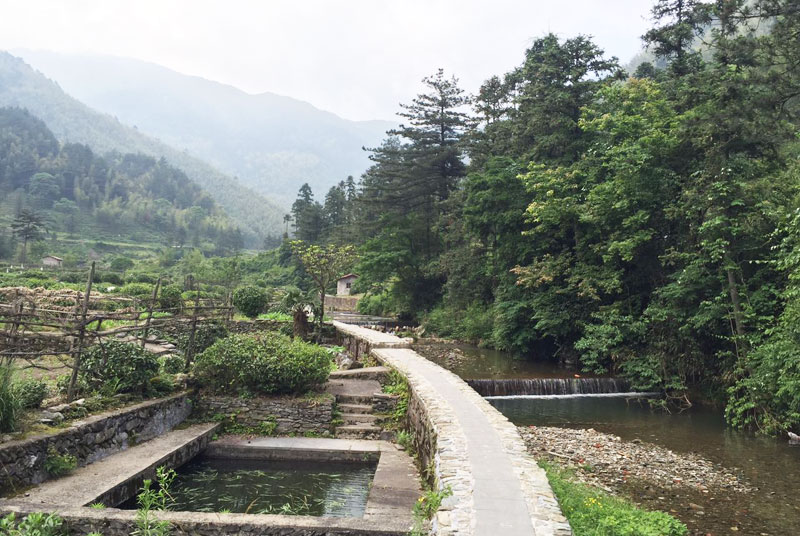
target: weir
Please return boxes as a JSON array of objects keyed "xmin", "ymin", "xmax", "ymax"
[{"xmin": 467, "ymin": 377, "xmax": 630, "ymax": 397}]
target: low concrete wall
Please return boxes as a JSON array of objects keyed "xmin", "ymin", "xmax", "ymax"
[
  {"xmin": 0, "ymin": 393, "xmax": 191, "ymax": 494},
  {"xmin": 193, "ymin": 394, "xmax": 334, "ymax": 435}
]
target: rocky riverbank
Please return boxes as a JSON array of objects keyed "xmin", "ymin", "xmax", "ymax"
[
  {"xmin": 520, "ymin": 426, "xmax": 750, "ymax": 493},
  {"xmin": 519, "ymin": 426, "xmax": 772, "ymax": 535}
]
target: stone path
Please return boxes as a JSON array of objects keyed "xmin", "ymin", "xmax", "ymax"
[
  {"xmin": 377, "ymin": 348, "xmax": 540, "ymax": 535},
  {"xmin": 333, "ymin": 321, "xmax": 571, "ymax": 535},
  {"xmin": 17, "ymin": 423, "xmax": 218, "ymax": 508}
]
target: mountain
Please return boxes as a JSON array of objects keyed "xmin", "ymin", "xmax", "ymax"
[
  {"xmin": 15, "ymin": 50, "xmax": 396, "ymax": 205},
  {"xmin": 0, "ymin": 107, "xmax": 243, "ymax": 259},
  {"xmin": 0, "ymin": 51, "xmax": 283, "ymax": 244}
]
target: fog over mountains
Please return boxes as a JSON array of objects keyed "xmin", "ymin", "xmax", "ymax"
[
  {"xmin": 0, "ymin": 51, "xmax": 285, "ymax": 242},
  {"xmin": 16, "ymin": 50, "xmax": 395, "ymax": 205}
]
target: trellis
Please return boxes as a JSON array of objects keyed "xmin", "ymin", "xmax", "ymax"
[{"xmin": 0, "ymin": 263, "xmax": 232, "ymax": 400}]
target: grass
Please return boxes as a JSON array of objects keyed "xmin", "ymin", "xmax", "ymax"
[
  {"xmin": 257, "ymin": 312, "xmax": 292, "ymax": 322},
  {"xmin": 540, "ymin": 461, "xmax": 687, "ymax": 536}
]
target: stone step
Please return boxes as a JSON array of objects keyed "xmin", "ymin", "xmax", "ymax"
[
  {"xmin": 336, "ymin": 393, "xmax": 375, "ymax": 405},
  {"xmin": 343, "ymin": 413, "xmax": 378, "ymax": 424},
  {"xmin": 338, "ymin": 403, "xmax": 373, "ymax": 414},
  {"xmin": 336, "ymin": 424, "xmax": 382, "ymax": 440},
  {"xmin": 329, "ymin": 366, "xmax": 391, "ymax": 381}
]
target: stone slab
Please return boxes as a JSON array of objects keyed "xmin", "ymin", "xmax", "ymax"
[
  {"xmin": 12, "ymin": 423, "xmax": 219, "ymax": 508},
  {"xmin": 371, "ymin": 345, "xmax": 573, "ymax": 536},
  {"xmin": 333, "ymin": 321, "xmax": 412, "ymax": 349}
]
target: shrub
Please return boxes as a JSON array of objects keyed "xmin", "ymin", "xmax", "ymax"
[
  {"xmin": 119, "ymin": 282, "xmax": 155, "ymax": 298},
  {"xmin": 159, "ymin": 354, "xmax": 185, "ymax": 374},
  {"xmin": 0, "ymin": 363, "xmax": 19, "ymax": 433},
  {"xmin": 12, "ymin": 378, "xmax": 49, "ymax": 409},
  {"xmin": 148, "ymin": 374, "xmax": 176, "ymax": 396},
  {"xmin": 176, "ymin": 322, "xmax": 228, "ymax": 355},
  {"xmin": 96, "ymin": 272, "xmax": 124, "ymax": 285},
  {"xmin": 43, "ymin": 445, "xmax": 77, "ymax": 477},
  {"xmin": 195, "ymin": 331, "xmax": 331, "ymax": 395},
  {"xmin": 81, "ymin": 341, "xmax": 160, "ymax": 394},
  {"xmin": 0, "ymin": 512, "xmax": 65, "ymax": 536},
  {"xmin": 158, "ymin": 284, "xmax": 183, "ymax": 311},
  {"xmin": 110, "ymin": 256, "xmax": 135, "ymax": 272},
  {"xmin": 233, "ymin": 286, "xmax": 269, "ymax": 318}
]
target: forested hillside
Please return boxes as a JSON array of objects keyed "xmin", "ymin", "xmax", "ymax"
[
  {"xmin": 0, "ymin": 52, "xmax": 283, "ymax": 245},
  {"xmin": 16, "ymin": 51, "xmax": 395, "ymax": 205},
  {"xmin": 290, "ymin": 0, "xmax": 800, "ymax": 434},
  {"xmin": 0, "ymin": 107, "xmax": 243, "ymax": 261}
]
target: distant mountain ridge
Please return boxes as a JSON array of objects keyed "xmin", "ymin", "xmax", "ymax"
[
  {"xmin": 0, "ymin": 51, "xmax": 283, "ymax": 243},
  {"xmin": 15, "ymin": 50, "xmax": 395, "ymax": 204}
]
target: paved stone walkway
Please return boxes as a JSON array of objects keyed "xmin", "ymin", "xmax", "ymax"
[{"xmin": 334, "ymin": 321, "xmax": 571, "ymax": 536}]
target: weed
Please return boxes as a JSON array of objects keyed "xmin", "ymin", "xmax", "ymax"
[{"xmin": 43, "ymin": 445, "xmax": 77, "ymax": 477}]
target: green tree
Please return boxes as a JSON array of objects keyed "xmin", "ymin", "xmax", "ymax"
[
  {"xmin": 290, "ymin": 241, "xmax": 357, "ymax": 331},
  {"xmin": 11, "ymin": 209, "xmax": 47, "ymax": 266}
]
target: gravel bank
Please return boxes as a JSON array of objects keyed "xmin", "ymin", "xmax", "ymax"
[{"xmin": 519, "ymin": 425, "xmax": 750, "ymax": 493}]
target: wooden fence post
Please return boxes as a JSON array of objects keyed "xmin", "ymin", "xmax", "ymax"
[
  {"xmin": 141, "ymin": 277, "xmax": 161, "ymax": 349},
  {"xmin": 67, "ymin": 261, "xmax": 94, "ymax": 401}
]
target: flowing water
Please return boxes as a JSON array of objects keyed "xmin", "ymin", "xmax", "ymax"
[
  {"xmin": 119, "ymin": 456, "xmax": 376, "ymax": 517},
  {"xmin": 414, "ymin": 340, "xmax": 800, "ymax": 535}
]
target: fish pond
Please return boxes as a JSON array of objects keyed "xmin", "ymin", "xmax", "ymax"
[{"xmin": 120, "ymin": 456, "xmax": 377, "ymax": 517}]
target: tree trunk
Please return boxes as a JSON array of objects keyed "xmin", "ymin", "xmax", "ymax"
[{"xmin": 724, "ymin": 251, "xmax": 746, "ymax": 338}]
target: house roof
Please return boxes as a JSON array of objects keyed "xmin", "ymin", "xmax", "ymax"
[
  {"xmin": 43, "ymin": 255, "xmax": 63, "ymax": 261},
  {"xmin": 338, "ymin": 273, "xmax": 358, "ymax": 280}
]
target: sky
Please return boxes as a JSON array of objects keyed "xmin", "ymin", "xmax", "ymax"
[{"xmin": 0, "ymin": 0, "xmax": 654, "ymax": 122}]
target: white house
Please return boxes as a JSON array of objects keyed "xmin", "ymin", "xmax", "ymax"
[
  {"xmin": 41, "ymin": 255, "xmax": 63, "ymax": 268},
  {"xmin": 336, "ymin": 274, "xmax": 358, "ymax": 296}
]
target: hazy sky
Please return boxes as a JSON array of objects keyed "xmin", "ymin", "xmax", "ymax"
[{"xmin": 0, "ymin": 0, "xmax": 653, "ymax": 121}]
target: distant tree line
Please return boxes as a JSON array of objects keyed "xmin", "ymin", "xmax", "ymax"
[{"xmin": 0, "ymin": 107, "xmax": 244, "ymax": 259}]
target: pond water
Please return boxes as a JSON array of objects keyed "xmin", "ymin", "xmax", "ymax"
[
  {"xmin": 414, "ymin": 339, "xmax": 800, "ymax": 535},
  {"xmin": 119, "ymin": 457, "xmax": 376, "ymax": 517}
]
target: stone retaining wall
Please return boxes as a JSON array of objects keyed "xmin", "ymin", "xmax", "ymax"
[
  {"xmin": 0, "ymin": 393, "xmax": 191, "ymax": 494},
  {"xmin": 193, "ymin": 394, "xmax": 334, "ymax": 435},
  {"xmin": 337, "ymin": 326, "xmax": 411, "ymax": 362}
]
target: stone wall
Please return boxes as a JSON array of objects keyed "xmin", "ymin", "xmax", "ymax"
[
  {"xmin": 336, "ymin": 325, "xmax": 411, "ymax": 362},
  {"xmin": 193, "ymin": 394, "xmax": 334, "ymax": 435},
  {"xmin": 0, "ymin": 393, "xmax": 191, "ymax": 494},
  {"xmin": 0, "ymin": 504, "xmax": 411, "ymax": 536}
]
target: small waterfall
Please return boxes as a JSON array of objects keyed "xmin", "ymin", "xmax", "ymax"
[{"xmin": 467, "ymin": 377, "xmax": 632, "ymax": 397}]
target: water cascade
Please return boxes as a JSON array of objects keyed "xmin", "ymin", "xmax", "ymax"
[{"xmin": 466, "ymin": 377, "xmax": 639, "ymax": 398}]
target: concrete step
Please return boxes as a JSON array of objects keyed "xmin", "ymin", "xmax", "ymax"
[
  {"xmin": 338, "ymin": 403, "xmax": 373, "ymax": 414},
  {"xmin": 343, "ymin": 413, "xmax": 378, "ymax": 425},
  {"xmin": 336, "ymin": 424, "xmax": 382, "ymax": 440}
]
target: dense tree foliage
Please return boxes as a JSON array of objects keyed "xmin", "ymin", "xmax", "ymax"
[
  {"xmin": 0, "ymin": 107, "xmax": 244, "ymax": 259},
  {"xmin": 289, "ymin": 0, "xmax": 800, "ymax": 435}
]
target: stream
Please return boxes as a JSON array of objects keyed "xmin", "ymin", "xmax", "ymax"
[{"xmin": 413, "ymin": 340, "xmax": 800, "ymax": 535}]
